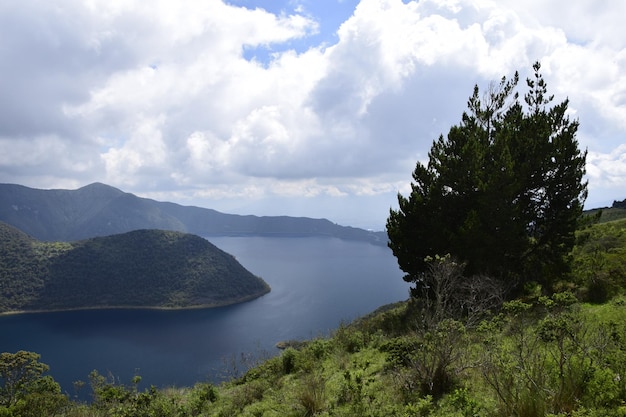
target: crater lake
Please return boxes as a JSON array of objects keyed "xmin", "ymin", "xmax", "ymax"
[{"xmin": 0, "ymin": 236, "xmax": 409, "ymax": 395}]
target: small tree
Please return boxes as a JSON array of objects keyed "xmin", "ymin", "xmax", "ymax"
[
  {"xmin": 387, "ymin": 62, "xmax": 587, "ymax": 295},
  {"xmin": 0, "ymin": 350, "xmax": 66, "ymax": 415},
  {"xmin": 408, "ymin": 255, "xmax": 504, "ymax": 326}
]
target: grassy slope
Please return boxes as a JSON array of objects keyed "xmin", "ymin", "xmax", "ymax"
[
  {"xmin": 173, "ymin": 298, "xmax": 626, "ymax": 417},
  {"xmin": 584, "ymin": 206, "xmax": 626, "ymax": 223},
  {"xmin": 571, "ymin": 216, "xmax": 626, "ymax": 302},
  {"xmin": 0, "ymin": 222, "xmax": 270, "ymax": 313},
  {"xmin": 56, "ymin": 296, "xmax": 626, "ymax": 417}
]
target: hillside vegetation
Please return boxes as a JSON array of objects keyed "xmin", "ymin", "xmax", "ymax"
[
  {"xmin": 0, "ymin": 222, "xmax": 269, "ymax": 313},
  {"xmin": 571, "ymin": 216, "xmax": 626, "ymax": 303},
  {"xmin": 584, "ymin": 206, "xmax": 626, "ymax": 224},
  {"xmin": 2, "ymin": 212, "xmax": 626, "ymax": 416}
]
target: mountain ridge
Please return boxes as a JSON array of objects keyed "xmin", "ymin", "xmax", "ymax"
[{"xmin": 0, "ymin": 183, "xmax": 387, "ymax": 244}]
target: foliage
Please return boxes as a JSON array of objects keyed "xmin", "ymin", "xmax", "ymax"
[
  {"xmin": 0, "ymin": 222, "xmax": 270, "ymax": 313},
  {"xmin": 82, "ymin": 370, "xmax": 218, "ymax": 417},
  {"xmin": 571, "ymin": 217, "xmax": 626, "ymax": 302},
  {"xmin": 0, "ymin": 351, "xmax": 50, "ymax": 407},
  {"xmin": 0, "ymin": 223, "xmax": 47, "ymax": 312},
  {"xmin": 476, "ymin": 292, "xmax": 626, "ymax": 416},
  {"xmin": 408, "ymin": 255, "xmax": 505, "ymax": 327},
  {"xmin": 382, "ymin": 319, "xmax": 468, "ymax": 400},
  {"xmin": 0, "ymin": 351, "xmax": 67, "ymax": 416},
  {"xmin": 387, "ymin": 62, "xmax": 587, "ymax": 295}
]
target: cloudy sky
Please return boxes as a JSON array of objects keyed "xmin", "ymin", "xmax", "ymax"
[{"xmin": 1, "ymin": 0, "xmax": 624, "ymax": 230}]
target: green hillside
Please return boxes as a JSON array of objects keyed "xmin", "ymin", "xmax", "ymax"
[
  {"xmin": 584, "ymin": 206, "xmax": 626, "ymax": 223},
  {"xmin": 571, "ymin": 216, "xmax": 626, "ymax": 302},
  {"xmin": 0, "ymin": 183, "xmax": 387, "ymax": 245},
  {"xmin": 0, "ymin": 222, "xmax": 269, "ymax": 313},
  {"xmin": 0, "ymin": 222, "xmax": 48, "ymax": 311}
]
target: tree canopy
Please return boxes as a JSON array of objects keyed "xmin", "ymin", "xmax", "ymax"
[{"xmin": 387, "ymin": 62, "xmax": 587, "ymax": 297}]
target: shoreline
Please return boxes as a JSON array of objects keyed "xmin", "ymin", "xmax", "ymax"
[{"xmin": 0, "ymin": 287, "xmax": 270, "ymax": 317}]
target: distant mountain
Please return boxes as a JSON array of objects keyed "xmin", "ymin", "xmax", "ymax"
[
  {"xmin": 0, "ymin": 222, "xmax": 270, "ymax": 313},
  {"xmin": 0, "ymin": 183, "xmax": 387, "ymax": 245}
]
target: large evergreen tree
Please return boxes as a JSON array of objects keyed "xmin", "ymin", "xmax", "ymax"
[{"xmin": 387, "ymin": 62, "xmax": 587, "ymax": 297}]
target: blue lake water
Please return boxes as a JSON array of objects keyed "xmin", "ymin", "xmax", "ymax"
[{"xmin": 0, "ymin": 236, "xmax": 409, "ymax": 395}]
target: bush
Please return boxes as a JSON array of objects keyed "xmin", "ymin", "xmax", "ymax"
[
  {"xmin": 477, "ymin": 294, "xmax": 620, "ymax": 416},
  {"xmin": 10, "ymin": 376, "xmax": 68, "ymax": 417},
  {"xmin": 402, "ymin": 396, "xmax": 433, "ymax": 417},
  {"xmin": 227, "ymin": 379, "xmax": 267, "ymax": 413},
  {"xmin": 334, "ymin": 325, "xmax": 367, "ymax": 354},
  {"xmin": 308, "ymin": 338, "xmax": 332, "ymax": 360},
  {"xmin": 0, "ymin": 351, "xmax": 68, "ymax": 416},
  {"xmin": 299, "ymin": 373, "xmax": 326, "ymax": 417},
  {"xmin": 440, "ymin": 387, "xmax": 485, "ymax": 417},
  {"xmin": 381, "ymin": 319, "xmax": 467, "ymax": 399},
  {"xmin": 281, "ymin": 348, "xmax": 298, "ymax": 375},
  {"xmin": 185, "ymin": 383, "xmax": 217, "ymax": 415}
]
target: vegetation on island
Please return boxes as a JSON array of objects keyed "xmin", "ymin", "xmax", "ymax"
[
  {"xmin": 0, "ymin": 222, "xmax": 270, "ymax": 313},
  {"xmin": 2, "ymin": 63, "xmax": 626, "ymax": 416}
]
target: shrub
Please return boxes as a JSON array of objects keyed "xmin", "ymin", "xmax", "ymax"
[
  {"xmin": 381, "ymin": 319, "xmax": 467, "ymax": 399},
  {"xmin": 299, "ymin": 373, "xmax": 326, "ymax": 417},
  {"xmin": 186, "ymin": 383, "xmax": 217, "ymax": 415},
  {"xmin": 308, "ymin": 339, "xmax": 332, "ymax": 360},
  {"xmin": 478, "ymin": 294, "xmax": 612, "ymax": 416},
  {"xmin": 334, "ymin": 325, "xmax": 367, "ymax": 354},
  {"xmin": 0, "ymin": 351, "xmax": 68, "ymax": 416},
  {"xmin": 281, "ymin": 348, "xmax": 298, "ymax": 375},
  {"xmin": 228, "ymin": 379, "xmax": 267, "ymax": 413},
  {"xmin": 441, "ymin": 387, "xmax": 485, "ymax": 417},
  {"xmin": 402, "ymin": 396, "xmax": 433, "ymax": 417}
]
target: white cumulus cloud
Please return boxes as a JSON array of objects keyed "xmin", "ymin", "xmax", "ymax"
[{"xmin": 1, "ymin": 0, "xmax": 625, "ymax": 228}]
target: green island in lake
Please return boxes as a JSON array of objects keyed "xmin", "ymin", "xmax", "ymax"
[{"xmin": 0, "ymin": 221, "xmax": 270, "ymax": 313}]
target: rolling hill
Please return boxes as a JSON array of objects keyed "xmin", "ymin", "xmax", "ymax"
[
  {"xmin": 0, "ymin": 183, "xmax": 387, "ymax": 244},
  {"xmin": 0, "ymin": 222, "xmax": 270, "ymax": 313}
]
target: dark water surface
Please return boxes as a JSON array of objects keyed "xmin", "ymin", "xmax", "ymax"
[{"xmin": 0, "ymin": 237, "xmax": 408, "ymax": 394}]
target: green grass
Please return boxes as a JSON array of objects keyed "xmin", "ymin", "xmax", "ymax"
[
  {"xmin": 571, "ymin": 217, "xmax": 626, "ymax": 302},
  {"xmin": 585, "ymin": 207, "xmax": 626, "ymax": 223},
  {"xmin": 580, "ymin": 295, "xmax": 626, "ymax": 324}
]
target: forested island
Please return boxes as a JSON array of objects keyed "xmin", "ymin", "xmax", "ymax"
[{"xmin": 0, "ymin": 222, "xmax": 270, "ymax": 313}]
